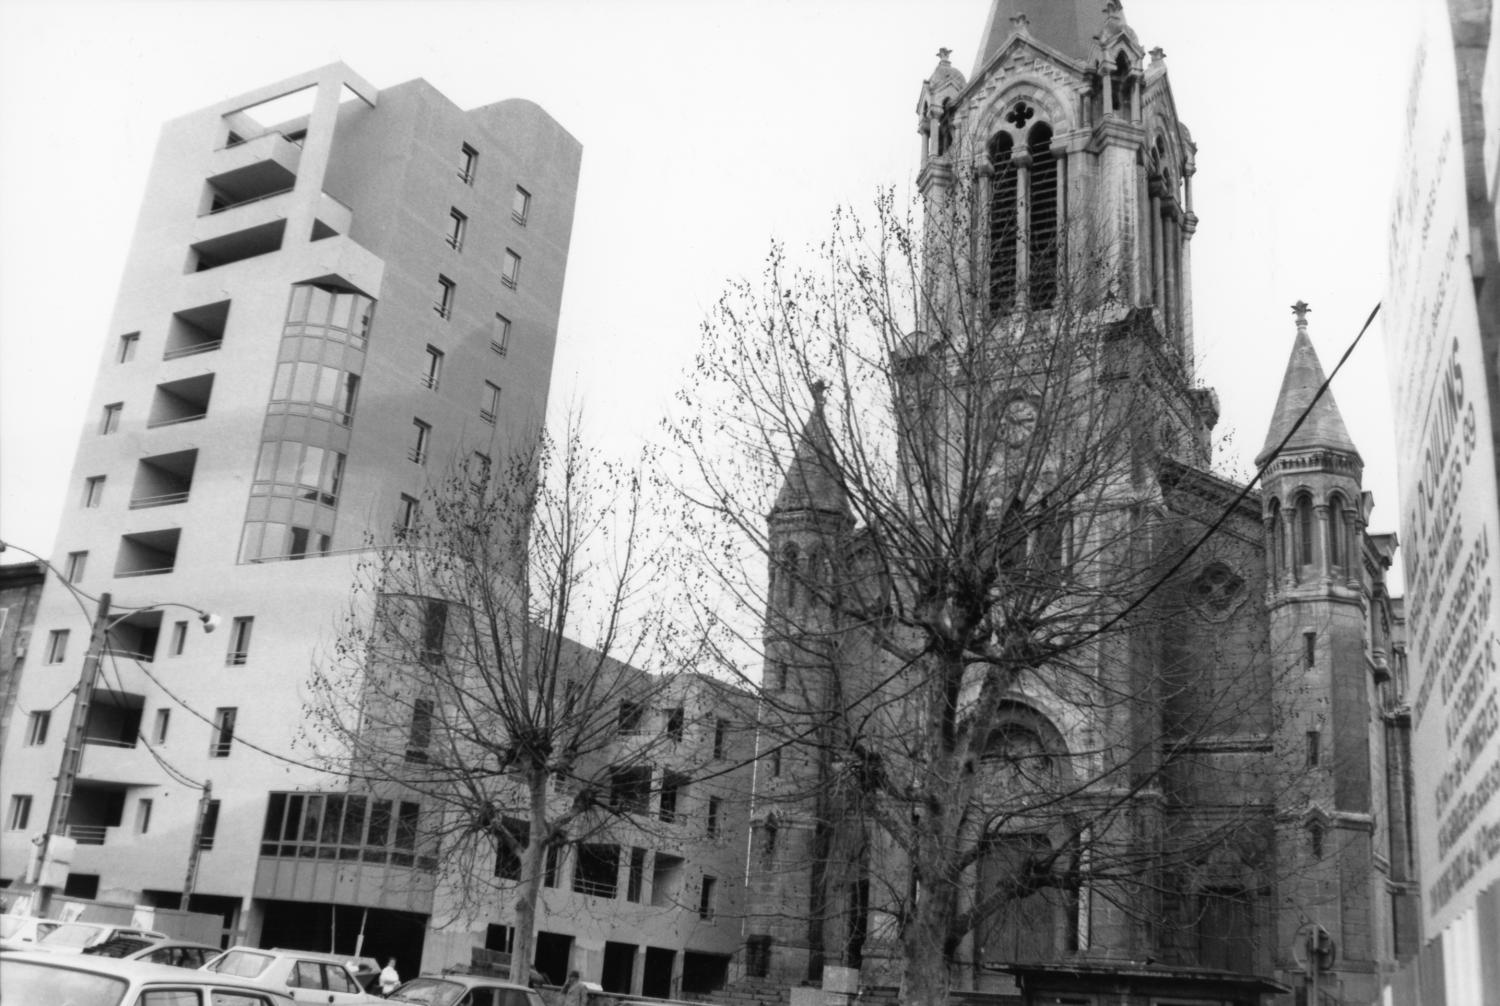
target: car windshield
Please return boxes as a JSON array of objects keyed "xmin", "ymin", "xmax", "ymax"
[
  {"xmin": 207, "ymin": 949, "xmax": 274, "ymax": 978},
  {"xmin": 83, "ymin": 936, "xmax": 154, "ymax": 957},
  {"xmin": 0, "ymin": 916, "xmax": 31, "ymax": 938},
  {"xmin": 0, "ymin": 956, "xmax": 127, "ymax": 1006},
  {"xmin": 389, "ymin": 977, "xmax": 467, "ymax": 1006},
  {"xmin": 37, "ymin": 923, "xmax": 106, "ymax": 948}
]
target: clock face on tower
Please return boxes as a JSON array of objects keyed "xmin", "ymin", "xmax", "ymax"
[{"xmin": 1000, "ymin": 398, "xmax": 1039, "ymax": 447}]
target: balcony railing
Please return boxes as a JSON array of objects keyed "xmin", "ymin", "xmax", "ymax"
[
  {"xmin": 129, "ymin": 492, "xmax": 190, "ymax": 510},
  {"xmin": 117, "ymin": 566, "xmax": 175, "ymax": 578},
  {"xmin": 572, "ymin": 877, "xmax": 617, "ymax": 899},
  {"xmin": 201, "ymin": 186, "xmax": 295, "ymax": 217},
  {"xmin": 146, "ymin": 413, "xmax": 207, "ymax": 429},
  {"xmin": 163, "ymin": 341, "xmax": 222, "ymax": 361},
  {"xmin": 102, "ymin": 647, "xmax": 154, "ymax": 664},
  {"xmin": 82, "ymin": 735, "xmax": 138, "ymax": 748},
  {"xmin": 68, "ymin": 824, "xmax": 107, "ymax": 845}
]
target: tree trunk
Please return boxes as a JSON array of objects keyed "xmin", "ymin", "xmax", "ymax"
[{"xmin": 509, "ymin": 773, "xmax": 551, "ymax": 986}]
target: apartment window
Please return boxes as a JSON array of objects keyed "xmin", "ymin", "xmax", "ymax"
[
  {"xmin": 136, "ymin": 798, "xmax": 153, "ymax": 835},
  {"xmin": 210, "ymin": 707, "xmax": 237, "ymax": 757},
  {"xmin": 491, "ymin": 314, "xmax": 512, "ymax": 355},
  {"xmin": 660, "ymin": 773, "xmax": 687, "ymax": 823},
  {"xmin": 512, "ymin": 186, "xmax": 531, "ymax": 225},
  {"xmin": 26, "ymin": 711, "xmax": 50, "ymax": 746},
  {"xmin": 493, "ymin": 818, "xmax": 529, "ymax": 880},
  {"xmin": 406, "ymin": 698, "xmax": 434, "ymax": 763},
  {"xmin": 770, "ymin": 748, "xmax": 782, "ymax": 777},
  {"xmin": 501, "ymin": 250, "xmax": 521, "ymax": 289},
  {"xmin": 1310, "ymin": 821, "xmax": 1325, "ymax": 859},
  {"xmin": 1304, "ymin": 631, "xmax": 1317, "ymax": 670},
  {"xmin": 117, "ymin": 332, "xmax": 140, "ymax": 363},
  {"xmin": 422, "ymin": 346, "xmax": 444, "ymax": 390},
  {"xmin": 459, "ymin": 143, "xmax": 478, "ymax": 184},
  {"xmin": 665, "ymin": 706, "xmax": 684, "ymax": 742},
  {"xmin": 434, "ymin": 276, "xmax": 455, "ymax": 319},
  {"xmin": 169, "ymin": 620, "xmax": 188, "ymax": 656},
  {"xmin": 83, "ymin": 476, "xmax": 105, "ymax": 508},
  {"xmin": 421, "ymin": 600, "xmax": 448, "ymax": 666},
  {"xmin": 626, "ymin": 847, "xmax": 646, "ymax": 903},
  {"xmin": 397, "ymin": 494, "xmax": 419, "ymax": 535},
  {"xmin": 543, "ymin": 843, "xmax": 561, "ymax": 888},
  {"xmin": 714, "ymin": 718, "xmax": 728, "ymax": 759},
  {"xmin": 7, "ymin": 795, "xmax": 32, "ymax": 831},
  {"xmin": 480, "ymin": 382, "xmax": 501, "ymax": 425},
  {"xmin": 100, "ymin": 402, "xmax": 123, "ymax": 435},
  {"xmin": 409, "ymin": 420, "xmax": 431, "ymax": 465},
  {"xmin": 153, "ymin": 708, "xmax": 171, "ymax": 744},
  {"xmin": 64, "ymin": 551, "xmax": 87, "ymax": 584},
  {"xmin": 45, "ymin": 629, "xmax": 69, "ymax": 664},
  {"xmin": 618, "ymin": 700, "xmax": 644, "ymax": 735},
  {"xmin": 471, "ymin": 452, "xmax": 491, "ymax": 491},
  {"xmin": 609, "ymin": 766, "xmax": 652, "ymax": 814},
  {"xmin": 446, "ymin": 208, "xmax": 468, "ymax": 250},
  {"xmin": 226, "ymin": 616, "xmax": 254, "ymax": 666},
  {"xmin": 1307, "ymin": 730, "xmax": 1321, "ymax": 768},
  {"xmin": 699, "ymin": 875, "xmax": 717, "ymax": 920},
  {"xmin": 198, "ymin": 800, "xmax": 221, "ymax": 850},
  {"xmin": 707, "ymin": 797, "xmax": 722, "ymax": 839}
]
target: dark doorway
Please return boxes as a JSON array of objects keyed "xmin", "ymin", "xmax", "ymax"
[
  {"xmin": 643, "ymin": 946, "xmax": 675, "ymax": 998},
  {"xmin": 534, "ymin": 930, "xmax": 573, "ymax": 985},
  {"xmin": 602, "ymin": 941, "xmax": 636, "ymax": 994},
  {"xmin": 681, "ymin": 951, "xmax": 730, "ymax": 996},
  {"xmin": 256, "ymin": 899, "xmax": 427, "ymax": 984},
  {"xmin": 63, "ymin": 874, "xmax": 100, "ymax": 899}
]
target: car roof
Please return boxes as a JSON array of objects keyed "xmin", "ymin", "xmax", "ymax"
[
  {"xmin": 421, "ymin": 972, "xmax": 533, "ymax": 990},
  {"xmin": 264, "ymin": 946, "xmax": 370, "ymax": 966},
  {"xmin": 2, "ymin": 948, "xmax": 291, "ymax": 992}
]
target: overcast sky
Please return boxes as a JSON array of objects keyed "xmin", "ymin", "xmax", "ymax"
[{"xmin": 0, "ymin": 0, "xmax": 1418, "ymax": 582}]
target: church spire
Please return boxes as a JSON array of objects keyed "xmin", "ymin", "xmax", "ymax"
[
  {"xmin": 773, "ymin": 381, "xmax": 852, "ymax": 519},
  {"xmin": 1256, "ymin": 302, "xmax": 1360, "ymax": 467}
]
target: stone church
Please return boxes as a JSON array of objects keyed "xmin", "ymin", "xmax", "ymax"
[{"xmin": 739, "ymin": 3, "xmax": 1417, "ymax": 1004}]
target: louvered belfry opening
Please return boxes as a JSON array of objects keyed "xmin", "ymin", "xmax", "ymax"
[
  {"xmin": 988, "ymin": 132, "xmax": 1018, "ymax": 313},
  {"xmin": 1027, "ymin": 122, "xmax": 1059, "ymax": 310}
]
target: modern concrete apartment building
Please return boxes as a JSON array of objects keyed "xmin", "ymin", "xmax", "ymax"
[{"xmin": 0, "ymin": 64, "xmax": 585, "ymax": 962}]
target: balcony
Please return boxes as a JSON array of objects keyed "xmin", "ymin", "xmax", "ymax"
[
  {"xmin": 207, "ymin": 130, "xmax": 301, "ymax": 202},
  {"xmin": 131, "ymin": 449, "xmax": 198, "ymax": 509},
  {"xmin": 310, "ymin": 191, "xmax": 353, "ymax": 240},
  {"xmin": 148, "ymin": 375, "xmax": 214, "ymax": 428},
  {"xmin": 105, "ymin": 614, "xmax": 160, "ymax": 666},
  {"xmin": 65, "ymin": 782, "xmax": 127, "ymax": 843},
  {"xmin": 164, "ymin": 301, "xmax": 229, "ymax": 360},
  {"xmin": 115, "ymin": 528, "xmax": 180, "ymax": 578},
  {"xmin": 190, "ymin": 219, "xmax": 286, "ymax": 272}
]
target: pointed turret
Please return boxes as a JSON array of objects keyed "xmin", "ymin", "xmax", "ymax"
[
  {"xmin": 773, "ymin": 381, "xmax": 851, "ymax": 519},
  {"xmin": 1256, "ymin": 302, "xmax": 1360, "ymax": 467}
]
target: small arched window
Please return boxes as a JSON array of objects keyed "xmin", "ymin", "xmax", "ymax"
[
  {"xmin": 1296, "ymin": 493, "xmax": 1315, "ymax": 572},
  {"xmin": 780, "ymin": 543, "xmax": 800, "ymax": 606},
  {"xmin": 1328, "ymin": 493, "xmax": 1346, "ymax": 571},
  {"xmin": 1267, "ymin": 498, "xmax": 1282, "ymax": 580},
  {"xmin": 1113, "ymin": 51, "xmax": 1133, "ymax": 117}
]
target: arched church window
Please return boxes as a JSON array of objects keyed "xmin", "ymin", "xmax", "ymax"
[
  {"xmin": 781, "ymin": 543, "xmax": 800, "ymax": 607},
  {"xmin": 1328, "ymin": 493, "xmax": 1346, "ymax": 571},
  {"xmin": 937, "ymin": 98, "xmax": 954, "ymax": 155},
  {"xmin": 997, "ymin": 498, "xmax": 1028, "ymax": 576},
  {"xmin": 1296, "ymin": 493, "xmax": 1315, "ymax": 573},
  {"xmin": 1028, "ymin": 123, "xmax": 1059, "ymax": 309},
  {"xmin": 1112, "ymin": 51, "xmax": 1133, "ymax": 117},
  {"xmin": 988, "ymin": 132, "xmax": 1018, "ymax": 311},
  {"xmin": 1267, "ymin": 498, "xmax": 1282, "ymax": 581}
]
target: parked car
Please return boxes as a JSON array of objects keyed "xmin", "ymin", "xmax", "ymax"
[
  {"xmin": 29, "ymin": 921, "xmax": 168, "ymax": 954},
  {"xmin": 386, "ymin": 973, "xmax": 546, "ymax": 1006},
  {"xmin": 268, "ymin": 947, "xmax": 381, "ymax": 992},
  {"xmin": 203, "ymin": 945, "xmax": 384, "ymax": 1003},
  {"xmin": 0, "ymin": 948, "xmax": 297, "ymax": 1005},
  {"xmin": 84, "ymin": 934, "xmax": 220, "ymax": 968},
  {"xmin": 0, "ymin": 913, "xmax": 61, "ymax": 950}
]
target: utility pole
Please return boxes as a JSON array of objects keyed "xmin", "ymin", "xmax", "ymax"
[
  {"xmin": 180, "ymin": 779, "xmax": 214, "ymax": 912},
  {"xmin": 32, "ymin": 591, "xmax": 112, "ymax": 908}
]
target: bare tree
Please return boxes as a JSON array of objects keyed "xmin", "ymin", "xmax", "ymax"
[
  {"xmin": 307, "ymin": 422, "xmax": 718, "ymax": 985},
  {"xmin": 668, "ymin": 184, "xmax": 1314, "ymax": 1005}
]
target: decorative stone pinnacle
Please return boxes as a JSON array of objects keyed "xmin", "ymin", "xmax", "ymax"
[
  {"xmin": 1104, "ymin": 0, "xmax": 1125, "ymax": 23},
  {"xmin": 1292, "ymin": 301, "xmax": 1311, "ymax": 332},
  {"xmin": 810, "ymin": 378, "xmax": 829, "ymax": 404},
  {"xmin": 1009, "ymin": 13, "xmax": 1030, "ymax": 34},
  {"xmin": 1150, "ymin": 46, "xmax": 1166, "ymax": 63},
  {"xmin": 937, "ymin": 47, "xmax": 952, "ymax": 63}
]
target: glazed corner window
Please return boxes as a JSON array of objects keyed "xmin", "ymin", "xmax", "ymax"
[
  {"xmin": 153, "ymin": 708, "xmax": 171, "ymax": 743},
  {"xmin": 434, "ymin": 276, "xmax": 455, "ymax": 319},
  {"xmin": 136, "ymin": 798, "xmax": 153, "ymax": 834},
  {"xmin": 459, "ymin": 143, "xmax": 478, "ymax": 184},
  {"xmin": 491, "ymin": 314, "xmax": 512, "ymax": 356},
  {"xmin": 409, "ymin": 419, "xmax": 431, "ymax": 465},
  {"xmin": 226, "ymin": 616, "xmax": 254, "ymax": 666},
  {"xmin": 446, "ymin": 207, "xmax": 467, "ymax": 250},
  {"xmin": 501, "ymin": 250, "xmax": 521, "ymax": 289},
  {"xmin": 25, "ymin": 710, "xmax": 50, "ymax": 746},
  {"xmin": 170, "ymin": 620, "xmax": 188, "ymax": 656},
  {"xmin": 480, "ymin": 382, "xmax": 501, "ymax": 424},
  {"xmin": 512, "ymin": 186, "xmax": 531, "ymax": 225},
  {"xmin": 210, "ymin": 707, "xmax": 237, "ymax": 757},
  {"xmin": 83, "ymin": 476, "xmax": 105, "ymax": 508},
  {"xmin": 397, "ymin": 494, "xmax": 419, "ymax": 535},
  {"xmin": 422, "ymin": 346, "xmax": 443, "ymax": 390},
  {"xmin": 100, "ymin": 402, "xmax": 123, "ymax": 435},
  {"xmin": 117, "ymin": 332, "xmax": 140, "ymax": 363},
  {"xmin": 45, "ymin": 629, "xmax": 69, "ymax": 664},
  {"xmin": 64, "ymin": 551, "xmax": 88, "ymax": 584},
  {"xmin": 7, "ymin": 795, "xmax": 32, "ymax": 831}
]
